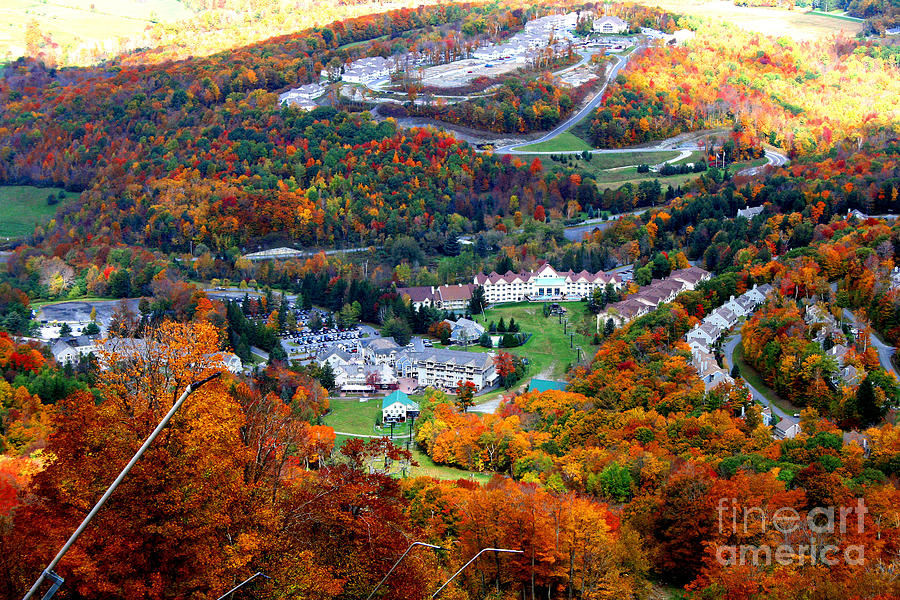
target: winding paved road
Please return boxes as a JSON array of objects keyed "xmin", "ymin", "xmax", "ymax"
[
  {"xmin": 493, "ymin": 47, "xmax": 639, "ymax": 154},
  {"xmin": 843, "ymin": 309, "xmax": 900, "ymax": 380},
  {"xmin": 723, "ymin": 330, "xmax": 799, "ymax": 429},
  {"xmin": 736, "ymin": 147, "xmax": 790, "ymax": 177}
]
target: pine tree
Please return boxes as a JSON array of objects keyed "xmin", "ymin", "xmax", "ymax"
[
  {"xmin": 857, "ymin": 374, "xmax": 884, "ymax": 426},
  {"xmin": 604, "ymin": 318, "xmax": 615, "ymax": 336}
]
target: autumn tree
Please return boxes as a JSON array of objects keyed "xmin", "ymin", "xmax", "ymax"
[
  {"xmin": 6, "ymin": 321, "xmax": 261, "ymax": 598},
  {"xmin": 456, "ymin": 380, "xmax": 476, "ymax": 412}
]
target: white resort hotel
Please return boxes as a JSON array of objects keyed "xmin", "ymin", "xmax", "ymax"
[{"xmin": 474, "ymin": 264, "xmax": 622, "ymax": 304}]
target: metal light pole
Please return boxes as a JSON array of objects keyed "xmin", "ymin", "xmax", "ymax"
[
  {"xmin": 431, "ymin": 548, "xmax": 523, "ymax": 598},
  {"xmin": 366, "ymin": 542, "xmax": 442, "ymax": 600},
  {"xmin": 21, "ymin": 372, "xmax": 223, "ymax": 600},
  {"xmin": 216, "ymin": 572, "xmax": 271, "ymax": 600}
]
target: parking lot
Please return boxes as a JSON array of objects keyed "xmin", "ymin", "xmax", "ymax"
[
  {"xmin": 37, "ymin": 299, "xmax": 140, "ymax": 339},
  {"xmin": 419, "ymin": 57, "xmax": 528, "ymax": 88},
  {"xmin": 281, "ymin": 324, "xmax": 362, "ymax": 362}
]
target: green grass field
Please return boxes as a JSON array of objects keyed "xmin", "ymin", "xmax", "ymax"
[
  {"xmin": 472, "ymin": 301, "xmax": 593, "ymax": 379},
  {"xmin": 337, "ymin": 34, "xmax": 389, "ymax": 50},
  {"xmin": 644, "ymin": 0, "xmax": 863, "ymax": 40},
  {"xmin": 546, "ymin": 151, "xmax": 685, "ymax": 176},
  {"xmin": 410, "ymin": 449, "xmax": 493, "ymax": 483},
  {"xmin": 0, "ymin": 185, "xmax": 78, "ymax": 238},
  {"xmin": 806, "ymin": 10, "xmax": 863, "ymax": 22},
  {"xmin": 596, "ymin": 171, "xmax": 703, "ymax": 192},
  {"xmin": 1, "ymin": 0, "xmax": 193, "ymax": 63},
  {"xmin": 323, "ymin": 398, "xmax": 493, "ymax": 482},
  {"xmin": 518, "ymin": 132, "xmax": 594, "ymax": 153}
]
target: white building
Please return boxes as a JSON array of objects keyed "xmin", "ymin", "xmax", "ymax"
[
  {"xmin": 691, "ymin": 345, "xmax": 734, "ymax": 391},
  {"xmin": 774, "ymin": 419, "xmax": 801, "ymax": 439},
  {"xmin": 744, "ymin": 284, "xmax": 773, "ymax": 305},
  {"xmin": 381, "ymin": 390, "xmax": 419, "ymax": 423},
  {"xmin": 706, "ymin": 306, "xmax": 739, "ymax": 330},
  {"xmin": 334, "ymin": 362, "xmax": 397, "ymax": 393},
  {"xmin": 686, "ymin": 322, "xmax": 722, "ymax": 350},
  {"xmin": 474, "ymin": 264, "xmax": 622, "ymax": 304},
  {"xmin": 360, "ymin": 337, "xmax": 402, "ymax": 365},
  {"xmin": 219, "ymin": 352, "xmax": 244, "ymax": 374},
  {"xmin": 278, "ymin": 83, "xmax": 325, "ymax": 105},
  {"xmin": 446, "ymin": 318, "xmax": 485, "ymax": 345},
  {"xmin": 394, "ymin": 348, "xmax": 497, "ymax": 391},
  {"xmin": 594, "ymin": 16, "xmax": 628, "ymax": 34},
  {"xmin": 317, "ymin": 348, "xmax": 355, "ymax": 370},
  {"xmin": 737, "ymin": 205, "xmax": 764, "ymax": 220},
  {"xmin": 50, "ymin": 336, "xmax": 97, "ymax": 364}
]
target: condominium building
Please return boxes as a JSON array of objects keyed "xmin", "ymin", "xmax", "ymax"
[
  {"xmin": 395, "ymin": 348, "xmax": 497, "ymax": 390},
  {"xmin": 395, "ymin": 284, "xmax": 476, "ymax": 312},
  {"xmin": 473, "ymin": 264, "xmax": 622, "ymax": 304}
]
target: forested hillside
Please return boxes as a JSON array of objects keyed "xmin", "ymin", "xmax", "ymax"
[{"xmin": 588, "ymin": 25, "xmax": 900, "ymax": 154}]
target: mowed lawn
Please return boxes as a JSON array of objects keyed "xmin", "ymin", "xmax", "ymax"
[
  {"xmin": 595, "ymin": 171, "xmax": 704, "ymax": 192},
  {"xmin": 0, "ymin": 185, "xmax": 78, "ymax": 238},
  {"xmin": 323, "ymin": 397, "xmax": 383, "ymax": 435},
  {"xmin": 472, "ymin": 301, "xmax": 593, "ymax": 379},
  {"xmin": 518, "ymin": 132, "xmax": 594, "ymax": 153},
  {"xmin": 323, "ymin": 399, "xmax": 492, "ymax": 482},
  {"xmin": 546, "ymin": 150, "xmax": 686, "ymax": 176}
]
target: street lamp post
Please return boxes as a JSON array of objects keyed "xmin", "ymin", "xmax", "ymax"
[
  {"xmin": 21, "ymin": 373, "xmax": 222, "ymax": 600},
  {"xmin": 431, "ymin": 548, "xmax": 523, "ymax": 598},
  {"xmin": 365, "ymin": 542, "xmax": 442, "ymax": 600},
  {"xmin": 216, "ymin": 572, "xmax": 271, "ymax": 600}
]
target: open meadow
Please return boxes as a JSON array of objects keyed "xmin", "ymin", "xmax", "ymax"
[
  {"xmin": 644, "ymin": 0, "xmax": 863, "ymax": 40},
  {"xmin": 473, "ymin": 301, "xmax": 594, "ymax": 379},
  {"xmin": 0, "ymin": 0, "xmax": 192, "ymax": 62},
  {"xmin": 0, "ymin": 185, "xmax": 78, "ymax": 239}
]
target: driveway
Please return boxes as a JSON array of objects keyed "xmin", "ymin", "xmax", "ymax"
[{"xmin": 469, "ymin": 395, "xmax": 503, "ymax": 414}]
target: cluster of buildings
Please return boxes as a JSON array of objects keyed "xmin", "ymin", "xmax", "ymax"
[
  {"xmin": 473, "ymin": 12, "xmax": 581, "ymax": 61},
  {"xmin": 684, "ymin": 284, "xmax": 773, "ymax": 390},
  {"xmin": 337, "ymin": 55, "xmax": 393, "ymax": 84},
  {"xmin": 50, "ymin": 336, "xmax": 244, "ymax": 373},
  {"xmin": 396, "ymin": 284, "xmax": 477, "ymax": 313},
  {"xmin": 319, "ymin": 336, "xmax": 498, "ymax": 397},
  {"xmin": 474, "ymin": 264, "xmax": 623, "ymax": 304},
  {"xmin": 804, "ymin": 304, "xmax": 863, "ymax": 387},
  {"xmin": 397, "ymin": 264, "xmax": 625, "ymax": 312},
  {"xmin": 598, "ymin": 267, "xmax": 712, "ymax": 327},
  {"xmin": 278, "ymin": 83, "xmax": 326, "ymax": 110}
]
